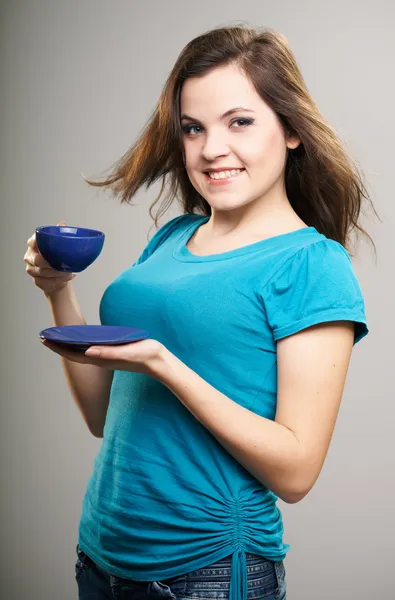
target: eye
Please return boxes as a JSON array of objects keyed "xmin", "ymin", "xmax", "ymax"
[
  {"xmin": 231, "ymin": 118, "xmax": 253, "ymax": 129},
  {"xmin": 181, "ymin": 118, "xmax": 254, "ymax": 136},
  {"xmin": 182, "ymin": 124, "xmax": 203, "ymax": 136}
]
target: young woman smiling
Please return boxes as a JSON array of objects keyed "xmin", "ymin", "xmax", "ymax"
[{"xmin": 29, "ymin": 23, "xmax": 376, "ymax": 600}]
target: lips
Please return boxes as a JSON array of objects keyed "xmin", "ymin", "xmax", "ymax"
[
  {"xmin": 204, "ymin": 169, "xmax": 246, "ymax": 185},
  {"xmin": 204, "ymin": 168, "xmax": 245, "ymax": 174}
]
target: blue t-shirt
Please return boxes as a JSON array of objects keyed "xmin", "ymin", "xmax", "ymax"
[{"xmin": 78, "ymin": 213, "xmax": 368, "ymax": 600}]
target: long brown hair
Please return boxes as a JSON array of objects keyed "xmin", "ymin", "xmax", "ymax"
[{"xmin": 83, "ymin": 23, "xmax": 378, "ymax": 257}]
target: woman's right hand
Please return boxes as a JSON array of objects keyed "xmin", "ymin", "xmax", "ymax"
[{"xmin": 23, "ymin": 221, "xmax": 77, "ymax": 296}]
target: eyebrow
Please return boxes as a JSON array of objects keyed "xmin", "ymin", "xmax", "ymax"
[{"xmin": 180, "ymin": 106, "xmax": 255, "ymax": 122}]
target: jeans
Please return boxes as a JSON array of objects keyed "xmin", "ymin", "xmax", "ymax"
[{"xmin": 75, "ymin": 544, "xmax": 287, "ymax": 600}]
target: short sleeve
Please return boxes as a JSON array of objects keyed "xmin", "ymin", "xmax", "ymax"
[
  {"xmin": 261, "ymin": 239, "xmax": 369, "ymax": 345},
  {"xmin": 132, "ymin": 214, "xmax": 195, "ymax": 267}
]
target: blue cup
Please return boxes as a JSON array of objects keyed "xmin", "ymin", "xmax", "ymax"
[{"xmin": 35, "ymin": 225, "xmax": 105, "ymax": 272}]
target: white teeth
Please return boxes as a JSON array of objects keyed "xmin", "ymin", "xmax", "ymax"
[{"xmin": 207, "ymin": 169, "xmax": 243, "ymax": 180}]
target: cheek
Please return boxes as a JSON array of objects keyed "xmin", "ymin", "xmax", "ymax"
[
  {"xmin": 270, "ymin": 127, "xmax": 289, "ymax": 158},
  {"xmin": 183, "ymin": 139, "xmax": 198, "ymax": 157},
  {"xmin": 252, "ymin": 130, "xmax": 287, "ymax": 167},
  {"xmin": 240, "ymin": 127, "xmax": 279, "ymax": 161},
  {"xmin": 264, "ymin": 128, "xmax": 285, "ymax": 155},
  {"xmin": 269, "ymin": 129, "xmax": 279, "ymax": 147}
]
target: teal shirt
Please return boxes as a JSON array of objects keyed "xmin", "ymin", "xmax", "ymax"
[{"xmin": 78, "ymin": 214, "xmax": 369, "ymax": 600}]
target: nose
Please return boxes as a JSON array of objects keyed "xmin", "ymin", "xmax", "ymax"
[{"xmin": 201, "ymin": 130, "xmax": 230, "ymax": 162}]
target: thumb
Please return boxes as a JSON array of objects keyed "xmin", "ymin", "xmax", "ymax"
[{"xmin": 57, "ymin": 221, "xmax": 67, "ymax": 226}]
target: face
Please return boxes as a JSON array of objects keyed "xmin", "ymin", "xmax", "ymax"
[{"xmin": 179, "ymin": 63, "xmax": 300, "ymax": 214}]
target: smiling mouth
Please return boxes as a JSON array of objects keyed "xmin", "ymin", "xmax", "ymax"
[{"xmin": 204, "ymin": 168, "xmax": 245, "ymax": 180}]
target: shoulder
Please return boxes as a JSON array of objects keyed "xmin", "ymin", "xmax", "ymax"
[
  {"xmin": 260, "ymin": 237, "xmax": 368, "ymax": 345},
  {"xmin": 267, "ymin": 237, "xmax": 357, "ymax": 292}
]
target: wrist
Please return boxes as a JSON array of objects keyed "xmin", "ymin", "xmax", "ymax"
[
  {"xmin": 148, "ymin": 345, "xmax": 179, "ymax": 383},
  {"xmin": 152, "ymin": 346, "xmax": 183, "ymax": 389},
  {"xmin": 45, "ymin": 281, "xmax": 72, "ymax": 302}
]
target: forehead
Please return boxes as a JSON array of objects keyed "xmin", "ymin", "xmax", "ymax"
[{"xmin": 180, "ymin": 64, "xmax": 261, "ymax": 113}]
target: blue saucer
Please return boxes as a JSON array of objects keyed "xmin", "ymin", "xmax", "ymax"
[{"xmin": 39, "ymin": 325, "xmax": 150, "ymax": 351}]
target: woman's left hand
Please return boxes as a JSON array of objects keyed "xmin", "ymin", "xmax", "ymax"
[{"xmin": 40, "ymin": 337, "xmax": 167, "ymax": 378}]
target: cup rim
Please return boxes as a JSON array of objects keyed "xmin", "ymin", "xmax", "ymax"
[{"xmin": 35, "ymin": 225, "xmax": 104, "ymax": 239}]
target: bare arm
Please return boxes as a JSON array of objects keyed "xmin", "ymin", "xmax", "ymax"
[
  {"xmin": 45, "ymin": 282, "xmax": 113, "ymax": 437},
  {"xmin": 156, "ymin": 321, "xmax": 355, "ymax": 503}
]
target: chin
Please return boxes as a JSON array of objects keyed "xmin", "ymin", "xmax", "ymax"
[{"xmin": 206, "ymin": 198, "xmax": 251, "ymax": 212}]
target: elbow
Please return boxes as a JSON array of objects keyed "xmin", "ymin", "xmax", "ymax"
[
  {"xmin": 277, "ymin": 465, "xmax": 317, "ymax": 504},
  {"xmin": 92, "ymin": 431, "xmax": 104, "ymax": 438},
  {"xmin": 279, "ymin": 482, "xmax": 312, "ymax": 504},
  {"xmin": 280, "ymin": 489, "xmax": 309, "ymax": 504},
  {"xmin": 278, "ymin": 448, "xmax": 322, "ymax": 504},
  {"xmin": 87, "ymin": 421, "xmax": 104, "ymax": 438},
  {"xmin": 268, "ymin": 477, "xmax": 311, "ymax": 504},
  {"xmin": 86, "ymin": 416, "xmax": 106, "ymax": 438},
  {"xmin": 90, "ymin": 426, "xmax": 104, "ymax": 438}
]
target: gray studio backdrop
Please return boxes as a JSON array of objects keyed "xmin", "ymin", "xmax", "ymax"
[{"xmin": 1, "ymin": 1, "xmax": 393, "ymax": 599}]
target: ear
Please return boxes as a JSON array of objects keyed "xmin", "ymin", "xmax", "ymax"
[{"xmin": 286, "ymin": 135, "xmax": 301, "ymax": 150}]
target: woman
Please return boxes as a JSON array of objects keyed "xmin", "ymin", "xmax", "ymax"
[{"xmin": 24, "ymin": 24, "xmax": 375, "ymax": 600}]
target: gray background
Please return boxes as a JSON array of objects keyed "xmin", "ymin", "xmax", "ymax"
[{"xmin": 1, "ymin": 1, "xmax": 393, "ymax": 598}]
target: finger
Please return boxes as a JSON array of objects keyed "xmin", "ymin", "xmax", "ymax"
[
  {"xmin": 41, "ymin": 340, "xmax": 119, "ymax": 370},
  {"xmin": 23, "ymin": 254, "xmax": 51, "ymax": 270},
  {"xmin": 84, "ymin": 346, "xmax": 102, "ymax": 356},
  {"xmin": 23, "ymin": 253, "xmax": 69, "ymax": 274},
  {"xmin": 84, "ymin": 345, "xmax": 121, "ymax": 358},
  {"xmin": 24, "ymin": 262, "xmax": 62, "ymax": 277},
  {"xmin": 27, "ymin": 235, "xmax": 38, "ymax": 250},
  {"xmin": 25, "ymin": 265, "xmax": 75, "ymax": 282},
  {"xmin": 27, "ymin": 221, "xmax": 66, "ymax": 252},
  {"xmin": 23, "ymin": 253, "xmax": 38, "ymax": 268},
  {"xmin": 41, "ymin": 340, "xmax": 86, "ymax": 361},
  {"xmin": 30, "ymin": 252, "xmax": 51, "ymax": 269}
]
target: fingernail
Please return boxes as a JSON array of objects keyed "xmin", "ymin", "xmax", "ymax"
[{"xmin": 85, "ymin": 347, "xmax": 100, "ymax": 356}]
